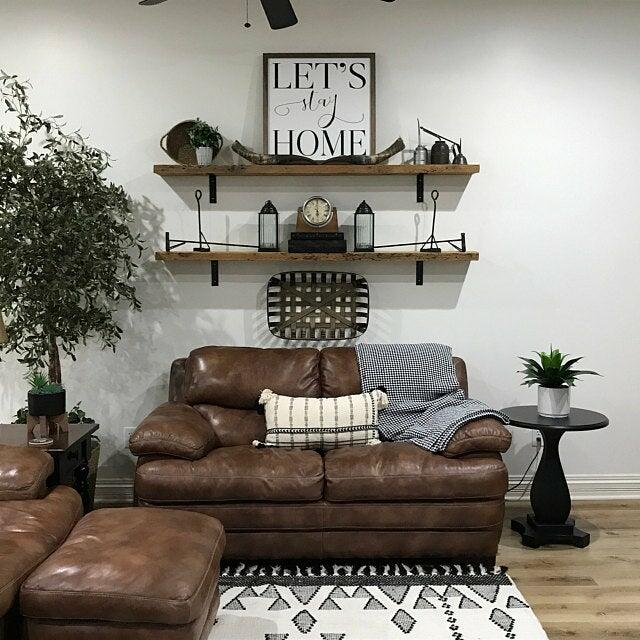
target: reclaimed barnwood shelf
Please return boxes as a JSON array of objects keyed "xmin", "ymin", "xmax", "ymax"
[
  {"xmin": 156, "ymin": 250, "xmax": 479, "ymax": 262},
  {"xmin": 153, "ymin": 164, "xmax": 480, "ymax": 177},
  {"xmin": 155, "ymin": 250, "xmax": 479, "ymax": 287},
  {"xmin": 153, "ymin": 163, "xmax": 479, "ymax": 204}
]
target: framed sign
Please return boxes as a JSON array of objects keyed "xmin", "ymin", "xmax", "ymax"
[{"xmin": 263, "ymin": 53, "xmax": 376, "ymax": 161}]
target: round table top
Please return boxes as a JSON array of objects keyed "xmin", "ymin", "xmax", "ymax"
[{"xmin": 501, "ymin": 406, "xmax": 609, "ymax": 432}]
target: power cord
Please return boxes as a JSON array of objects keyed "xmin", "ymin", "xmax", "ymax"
[{"xmin": 507, "ymin": 441, "xmax": 541, "ymax": 501}]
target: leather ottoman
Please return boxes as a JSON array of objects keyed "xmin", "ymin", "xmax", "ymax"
[{"xmin": 20, "ymin": 507, "xmax": 225, "ymax": 640}]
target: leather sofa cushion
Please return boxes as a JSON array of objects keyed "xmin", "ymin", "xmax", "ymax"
[
  {"xmin": 0, "ymin": 486, "xmax": 82, "ymax": 618},
  {"xmin": 21, "ymin": 507, "xmax": 225, "ymax": 626},
  {"xmin": 324, "ymin": 442, "xmax": 507, "ymax": 502},
  {"xmin": 0, "ymin": 445, "xmax": 53, "ymax": 501},
  {"xmin": 129, "ymin": 403, "xmax": 218, "ymax": 460},
  {"xmin": 183, "ymin": 346, "xmax": 321, "ymax": 409},
  {"xmin": 194, "ymin": 404, "xmax": 266, "ymax": 447},
  {"xmin": 135, "ymin": 445, "xmax": 324, "ymax": 503},
  {"xmin": 443, "ymin": 418, "xmax": 512, "ymax": 457},
  {"xmin": 319, "ymin": 347, "xmax": 469, "ymax": 398},
  {"xmin": 320, "ymin": 348, "xmax": 362, "ymax": 397}
]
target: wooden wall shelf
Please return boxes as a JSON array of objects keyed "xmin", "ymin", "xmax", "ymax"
[
  {"xmin": 153, "ymin": 164, "xmax": 480, "ymax": 177},
  {"xmin": 154, "ymin": 163, "xmax": 479, "ymax": 204},
  {"xmin": 155, "ymin": 250, "xmax": 479, "ymax": 286},
  {"xmin": 156, "ymin": 250, "xmax": 478, "ymax": 262}
]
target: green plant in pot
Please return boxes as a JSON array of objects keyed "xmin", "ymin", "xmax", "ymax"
[
  {"xmin": 0, "ymin": 72, "xmax": 143, "ymax": 412},
  {"xmin": 188, "ymin": 118, "xmax": 223, "ymax": 166},
  {"xmin": 25, "ymin": 371, "xmax": 66, "ymax": 417},
  {"xmin": 518, "ymin": 347, "xmax": 600, "ymax": 418}
]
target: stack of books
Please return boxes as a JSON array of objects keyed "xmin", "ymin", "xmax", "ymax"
[{"xmin": 288, "ymin": 232, "xmax": 347, "ymax": 253}]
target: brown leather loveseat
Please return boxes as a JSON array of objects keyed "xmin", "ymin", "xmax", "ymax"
[{"xmin": 131, "ymin": 346, "xmax": 511, "ymax": 561}]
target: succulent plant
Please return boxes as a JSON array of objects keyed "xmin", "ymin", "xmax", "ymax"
[{"xmin": 518, "ymin": 346, "xmax": 600, "ymax": 388}]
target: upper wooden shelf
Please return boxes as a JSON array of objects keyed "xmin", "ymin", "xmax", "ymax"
[{"xmin": 153, "ymin": 164, "xmax": 480, "ymax": 177}]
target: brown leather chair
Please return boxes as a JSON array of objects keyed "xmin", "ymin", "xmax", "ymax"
[
  {"xmin": 0, "ymin": 445, "xmax": 83, "ymax": 637},
  {"xmin": 131, "ymin": 346, "xmax": 511, "ymax": 562}
]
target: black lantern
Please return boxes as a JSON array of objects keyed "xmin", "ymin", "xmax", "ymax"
[
  {"xmin": 258, "ymin": 200, "xmax": 279, "ymax": 252},
  {"xmin": 354, "ymin": 200, "xmax": 375, "ymax": 252}
]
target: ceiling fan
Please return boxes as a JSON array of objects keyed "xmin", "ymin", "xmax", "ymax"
[{"xmin": 139, "ymin": 0, "xmax": 396, "ymax": 30}]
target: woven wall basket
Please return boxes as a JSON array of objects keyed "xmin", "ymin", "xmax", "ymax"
[
  {"xmin": 160, "ymin": 119, "xmax": 198, "ymax": 165},
  {"xmin": 267, "ymin": 271, "xmax": 369, "ymax": 341}
]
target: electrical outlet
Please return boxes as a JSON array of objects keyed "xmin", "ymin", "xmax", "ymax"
[{"xmin": 532, "ymin": 430, "xmax": 542, "ymax": 448}]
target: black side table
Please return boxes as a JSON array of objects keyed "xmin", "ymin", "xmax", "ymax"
[
  {"xmin": 0, "ymin": 422, "xmax": 99, "ymax": 513},
  {"xmin": 502, "ymin": 406, "xmax": 608, "ymax": 548}
]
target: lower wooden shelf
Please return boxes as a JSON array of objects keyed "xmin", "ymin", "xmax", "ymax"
[{"xmin": 154, "ymin": 250, "xmax": 479, "ymax": 286}]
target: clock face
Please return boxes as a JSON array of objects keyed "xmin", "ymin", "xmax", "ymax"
[{"xmin": 302, "ymin": 196, "xmax": 333, "ymax": 227}]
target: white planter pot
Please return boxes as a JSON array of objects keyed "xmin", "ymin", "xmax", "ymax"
[
  {"xmin": 195, "ymin": 147, "xmax": 214, "ymax": 165},
  {"xmin": 537, "ymin": 386, "xmax": 570, "ymax": 418}
]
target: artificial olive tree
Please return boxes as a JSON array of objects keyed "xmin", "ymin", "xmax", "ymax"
[{"xmin": 0, "ymin": 72, "xmax": 143, "ymax": 383}]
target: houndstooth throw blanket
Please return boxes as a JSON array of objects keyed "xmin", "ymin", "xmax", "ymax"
[{"xmin": 356, "ymin": 343, "xmax": 509, "ymax": 452}]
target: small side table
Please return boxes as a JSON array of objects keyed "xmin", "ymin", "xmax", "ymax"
[
  {"xmin": 502, "ymin": 406, "xmax": 608, "ymax": 548},
  {"xmin": 0, "ymin": 422, "xmax": 99, "ymax": 513}
]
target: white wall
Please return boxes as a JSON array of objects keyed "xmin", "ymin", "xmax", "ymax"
[{"xmin": 1, "ymin": 0, "xmax": 639, "ymax": 497}]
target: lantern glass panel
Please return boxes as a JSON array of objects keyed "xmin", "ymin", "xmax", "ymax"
[
  {"xmin": 259, "ymin": 201, "xmax": 279, "ymax": 252},
  {"xmin": 355, "ymin": 209, "xmax": 374, "ymax": 251}
]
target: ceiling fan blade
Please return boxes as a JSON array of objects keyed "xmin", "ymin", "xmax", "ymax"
[
  {"xmin": 139, "ymin": 0, "xmax": 169, "ymax": 5},
  {"xmin": 259, "ymin": 0, "xmax": 298, "ymax": 29}
]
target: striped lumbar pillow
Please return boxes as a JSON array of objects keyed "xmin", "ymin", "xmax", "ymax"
[{"xmin": 255, "ymin": 388, "xmax": 388, "ymax": 451}]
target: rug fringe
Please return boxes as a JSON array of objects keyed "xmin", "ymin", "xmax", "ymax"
[{"xmin": 221, "ymin": 560, "xmax": 507, "ymax": 578}]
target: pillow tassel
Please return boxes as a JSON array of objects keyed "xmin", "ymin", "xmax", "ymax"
[
  {"xmin": 258, "ymin": 388, "xmax": 275, "ymax": 405},
  {"xmin": 375, "ymin": 389, "xmax": 390, "ymax": 409}
]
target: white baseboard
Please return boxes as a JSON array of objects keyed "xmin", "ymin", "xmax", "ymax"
[
  {"xmin": 507, "ymin": 473, "xmax": 640, "ymax": 501},
  {"xmin": 96, "ymin": 475, "xmax": 640, "ymax": 506}
]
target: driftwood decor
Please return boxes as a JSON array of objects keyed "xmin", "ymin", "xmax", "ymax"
[{"xmin": 267, "ymin": 271, "xmax": 369, "ymax": 341}]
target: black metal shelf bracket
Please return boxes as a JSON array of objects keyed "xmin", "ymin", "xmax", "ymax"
[
  {"xmin": 209, "ymin": 174, "xmax": 217, "ymax": 203},
  {"xmin": 416, "ymin": 261, "xmax": 424, "ymax": 286},
  {"xmin": 211, "ymin": 261, "xmax": 219, "ymax": 286},
  {"xmin": 417, "ymin": 173, "xmax": 425, "ymax": 203}
]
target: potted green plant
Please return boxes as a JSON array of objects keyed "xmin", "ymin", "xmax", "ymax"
[
  {"xmin": 0, "ymin": 72, "xmax": 143, "ymax": 390},
  {"xmin": 188, "ymin": 118, "xmax": 223, "ymax": 165},
  {"xmin": 26, "ymin": 371, "xmax": 66, "ymax": 417},
  {"xmin": 518, "ymin": 346, "xmax": 600, "ymax": 418}
]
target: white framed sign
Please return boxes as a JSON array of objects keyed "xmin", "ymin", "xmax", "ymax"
[{"xmin": 263, "ymin": 53, "xmax": 376, "ymax": 160}]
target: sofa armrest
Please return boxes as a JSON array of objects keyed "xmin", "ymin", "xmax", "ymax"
[
  {"xmin": 443, "ymin": 418, "xmax": 512, "ymax": 458},
  {"xmin": 0, "ymin": 445, "xmax": 53, "ymax": 500},
  {"xmin": 129, "ymin": 402, "xmax": 218, "ymax": 460}
]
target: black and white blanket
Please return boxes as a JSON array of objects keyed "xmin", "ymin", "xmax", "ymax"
[{"xmin": 356, "ymin": 343, "xmax": 509, "ymax": 453}]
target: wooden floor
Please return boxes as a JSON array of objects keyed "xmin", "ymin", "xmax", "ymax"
[{"xmin": 501, "ymin": 501, "xmax": 640, "ymax": 639}]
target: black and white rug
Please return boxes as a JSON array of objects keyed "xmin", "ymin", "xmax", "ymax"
[{"xmin": 212, "ymin": 562, "xmax": 548, "ymax": 639}]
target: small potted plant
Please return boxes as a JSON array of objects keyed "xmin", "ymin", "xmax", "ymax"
[
  {"xmin": 188, "ymin": 118, "xmax": 223, "ymax": 165},
  {"xmin": 518, "ymin": 346, "xmax": 600, "ymax": 418},
  {"xmin": 26, "ymin": 371, "xmax": 66, "ymax": 417}
]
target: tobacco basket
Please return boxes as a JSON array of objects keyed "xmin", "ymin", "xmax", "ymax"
[{"xmin": 267, "ymin": 271, "xmax": 369, "ymax": 341}]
